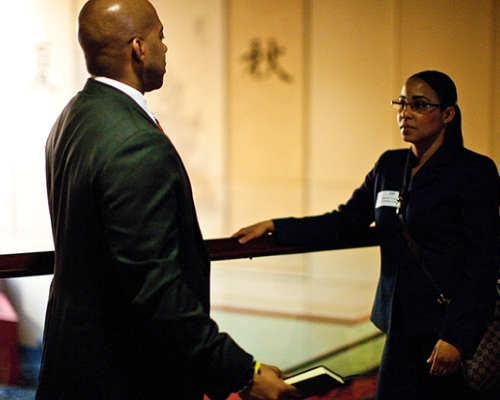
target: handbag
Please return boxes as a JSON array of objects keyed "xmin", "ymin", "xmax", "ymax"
[
  {"xmin": 398, "ymin": 210, "xmax": 500, "ymax": 394},
  {"xmin": 462, "ymin": 298, "xmax": 500, "ymax": 394}
]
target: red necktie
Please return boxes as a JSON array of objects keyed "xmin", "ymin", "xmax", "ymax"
[{"xmin": 155, "ymin": 117, "xmax": 164, "ymax": 132}]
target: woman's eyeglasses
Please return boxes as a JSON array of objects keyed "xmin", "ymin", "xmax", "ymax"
[{"xmin": 391, "ymin": 99, "xmax": 441, "ymax": 114}]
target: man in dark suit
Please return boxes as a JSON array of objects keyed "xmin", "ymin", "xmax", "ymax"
[{"xmin": 37, "ymin": 1, "xmax": 299, "ymax": 399}]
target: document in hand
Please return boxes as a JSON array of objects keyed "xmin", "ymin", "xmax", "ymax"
[{"xmin": 284, "ymin": 366, "xmax": 345, "ymax": 398}]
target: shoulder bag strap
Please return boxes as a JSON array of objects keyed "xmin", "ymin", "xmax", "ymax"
[{"xmin": 398, "ymin": 213, "xmax": 450, "ymax": 306}]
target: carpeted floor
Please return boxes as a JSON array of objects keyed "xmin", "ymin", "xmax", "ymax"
[
  {"xmin": 0, "ymin": 386, "xmax": 36, "ymax": 400},
  {"xmin": 0, "ymin": 377, "xmax": 376, "ymax": 400},
  {"xmin": 4, "ymin": 344, "xmax": 377, "ymax": 400},
  {"xmin": 312, "ymin": 371, "xmax": 377, "ymax": 400},
  {"xmin": 0, "ymin": 345, "xmax": 41, "ymax": 400}
]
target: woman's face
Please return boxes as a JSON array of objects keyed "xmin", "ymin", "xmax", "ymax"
[{"xmin": 396, "ymin": 78, "xmax": 453, "ymax": 149}]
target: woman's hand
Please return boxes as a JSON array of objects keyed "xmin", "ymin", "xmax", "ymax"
[
  {"xmin": 232, "ymin": 220, "xmax": 275, "ymax": 244},
  {"xmin": 427, "ymin": 339, "xmax": 462, "ymax": 377}
]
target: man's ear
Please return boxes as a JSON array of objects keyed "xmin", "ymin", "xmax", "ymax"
[{"xmin": 131, "ymin": 37, "xmax": 145, "ymax": 63}]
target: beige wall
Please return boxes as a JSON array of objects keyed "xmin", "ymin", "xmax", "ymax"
[
  {"xmin": 228, "ymin": 0, "xmax": 306, "ymax": 237},
  {"xmin": 494, "ymin": 1, "xmax": 500, "ymax": 161},
  {"xmin": 398, "ymin": 1, "xmax": 496, "ymax": 156},
  {"xmin": 0, "ymin": 0, "xmax": 82, "ymax": 346}
]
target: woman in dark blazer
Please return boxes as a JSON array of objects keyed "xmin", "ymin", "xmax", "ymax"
[{"xmin": 233, "ymin": 71, "xmax": 500, "ymax": 400}]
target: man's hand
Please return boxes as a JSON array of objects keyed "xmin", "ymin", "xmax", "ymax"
[
  {"xmin": 427, "ymin": 339, "xmax": 462, "ymax": 377},
  {"xmin": 239, "ymin": 363, "xmax": 301, "ymax": 400},
  {"xmin": 232, "ymin": 220, "xmax": 275, "ymax": 244}
]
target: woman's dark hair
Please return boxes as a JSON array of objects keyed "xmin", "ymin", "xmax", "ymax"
[{"xmin": 410, "ymin": 70, "xmax": 463, "ymax": 146}]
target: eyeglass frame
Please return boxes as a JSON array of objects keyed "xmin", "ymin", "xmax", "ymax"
[{"xmin": 391, "ymin": 99, "xmax": 442, "ymax": 114}]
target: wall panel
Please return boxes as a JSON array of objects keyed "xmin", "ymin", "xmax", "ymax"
[
  {"xmin": 399, "ymin": 0, "xmax": 494, "ymax": 156},
  {"xmin": 494, "ymin": 1, "xmax": 500, "ymax": 165},
  {"xmin": 148, "ymin": 0, "xmax": 228, "ymax": 238},
  {"xmin": 228, "ymin": 0, "xmax": 306, "ymax": 230}
]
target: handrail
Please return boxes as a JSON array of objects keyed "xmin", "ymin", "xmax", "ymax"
[
  {"xmin": 285, "ymin": 331, "xmax": 384, "ymax": 374},
  {"xmin": 0, "ymin": 227, "xmax": 378, "ymax": 279}
]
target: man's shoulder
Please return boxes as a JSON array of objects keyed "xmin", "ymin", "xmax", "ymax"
[
  {"xmin": 72, "ymin": 81, "xmax": 154, "ymax": 133},
  {"xmin": 79, "ymin": 79, "xmax": 140, "ymax": 111},
  {"xmin": 52, "ymin": 81, "xmax": 164, "ymax": 159}
]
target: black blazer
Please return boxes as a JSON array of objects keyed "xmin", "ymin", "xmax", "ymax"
[
  {"xmin": 274, "ymin": 140, "xmax": 500, "ymax": 358},
  {"xmin": 37, "ymin": 79, "xmax": 252, "ymax": 400}
]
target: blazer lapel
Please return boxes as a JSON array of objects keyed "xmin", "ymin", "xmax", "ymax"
[{"xmin": 407, "ymin": 141, "xmax": 456, "ymax": 193}]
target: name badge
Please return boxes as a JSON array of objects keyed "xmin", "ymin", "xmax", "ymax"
[{"xmin": 375, "ymin": 190, "xmax": 399, "ymax": 209}]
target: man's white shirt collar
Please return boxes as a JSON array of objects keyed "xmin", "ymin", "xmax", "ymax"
[{"xmin": 92, "ymin": 76, "xmax": 157, "ymax": 124}]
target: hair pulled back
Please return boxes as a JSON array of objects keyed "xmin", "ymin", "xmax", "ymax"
[{"xmin": 410, "ymin": 70, "xmax": 463, "ymax": 146}]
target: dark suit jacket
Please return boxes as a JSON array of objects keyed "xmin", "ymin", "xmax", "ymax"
[
  {"xmin": 37, "ymin": 79, "xmax": 252, "ymax": 400},
  {"xmin": 274, "ymin": 140, "xmax": 500, "ymax": 358}
]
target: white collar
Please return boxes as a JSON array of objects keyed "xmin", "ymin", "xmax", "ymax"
[{"xmin": 92, "ymin": 76, "xmax": 157, "ymax": 124}]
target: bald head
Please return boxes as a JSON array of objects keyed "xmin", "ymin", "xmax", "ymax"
[{"xmin": 78, "ymin": 0, "xmax": 162, "ymax": 83}]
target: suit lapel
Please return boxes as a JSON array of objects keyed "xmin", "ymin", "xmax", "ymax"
[
  {"xmin": 83, "ymin": 79, "xmax": 158, "ymax": 130},
  {"xmin": 407, "ymin": 141, "xmax": 455, "ymax": 193}
]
